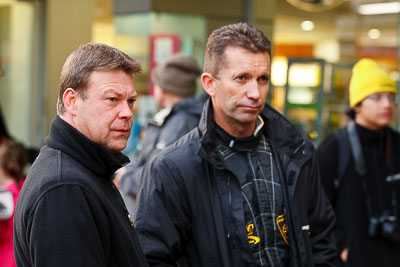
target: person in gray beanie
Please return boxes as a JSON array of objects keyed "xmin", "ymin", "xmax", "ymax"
[
  {"xmin": 152, "ymin": 52, "xmax": 200, "ymax": 97},
  {"xmin": 118, "ymin": 52, "xmax": 205, "ymax": 215}
]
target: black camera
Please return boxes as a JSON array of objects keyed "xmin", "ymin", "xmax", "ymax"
[
  {"xmin": 366, "ymin": 174, "xmax": 400, "ymax": 244},
  {"xmin": 386, "ymin": 173, "xmax": 400, "ymax": 185},
  {"xmin": 369, "ymin": 214, "xmax": 400, "ymax": 244}
]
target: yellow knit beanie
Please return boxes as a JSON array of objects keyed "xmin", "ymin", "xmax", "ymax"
[{"xmin": 349, "ymin": 58, "xmax": 397, "ymax": 107}]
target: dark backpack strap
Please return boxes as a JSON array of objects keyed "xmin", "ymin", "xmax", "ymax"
[
  {"xmin": 346, "ymin": 120, "xmax": 367, "ymax": 176},
  {"xmin": 333, "ymin": 128, "xmax": 350, "ymax": 189},
  {"xmin": 333, "ymin": 120, "xmax": 367, "ymax": 188}
]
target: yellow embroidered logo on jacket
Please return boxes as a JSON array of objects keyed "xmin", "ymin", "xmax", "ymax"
[
  {"xmin": 246, "ymin": 223, "xmax": 260, "ymax": 244},
  {"xmin": 276, "ymin": 214, "xmax": 289, "ymax": 245}
]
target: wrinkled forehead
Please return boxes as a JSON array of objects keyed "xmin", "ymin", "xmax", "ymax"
[
  {"xmin": 84, "ymin": 70, "xmax": 136, "ymax": 94},
  {"xmin": 220, "ymin": 47, "xmax": 270, "ymax": 74}
]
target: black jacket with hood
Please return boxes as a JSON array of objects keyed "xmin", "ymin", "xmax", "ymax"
[
  {"xmin": 13, "ymin": 116, "xmax": 148, "ymax": 267},
  {"xmin": 134, "ymin": 100, "xmax": 336, "ymax": 267},
  {"xmin": 120, "ymin": 95, "xmax": 204, "ymax": 200}
]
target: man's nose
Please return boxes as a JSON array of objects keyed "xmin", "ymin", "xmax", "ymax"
[
  {"xmin": 119, "ymin": 101, "xmax": 133, "ymax": 119},
  {"xmin": 247, "ymin": 80, "xmax": 261, "ymax": 99}
]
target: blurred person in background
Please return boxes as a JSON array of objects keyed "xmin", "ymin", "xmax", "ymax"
[
  {"xmin": 118, "ymin": 52, "xmax": 203, "ymax": 214},
  {"xmin": 0, "ymin": 104, "xmax": 11, "ymax": 144},
  {"xmin": 121, "ymin": 98, "xmax": 142, "ymax": 159},
  {"xmin": 13, "ymin": 43, "xmax": 148, "ymax": 267},
  {"xmin": 0, "ymin": 140, "xmax": 27, "ymax": 267},
  {"xmin": 317, "ymin": 58, "xmax": 400, "ymax": 266},
  {"xmin": 134, "ymin": 22, "xmax": 336, "ymax": 266},
  {"xmin": 1, "ymin": 62, "xmax": 38, "ymax": 163},
  {"xmin": 0, "ymin": 102, "xmax": 38, "ymax": 164}
]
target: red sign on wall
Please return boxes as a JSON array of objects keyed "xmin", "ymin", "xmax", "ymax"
[{"xmin": 149, "ymin": 34, "xmax": 180, "ymax": 95}]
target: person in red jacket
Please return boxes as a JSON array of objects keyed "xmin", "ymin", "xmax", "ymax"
[{"xmin": 0, "ymin": 140, "xmax": 27, "ymax": 267}]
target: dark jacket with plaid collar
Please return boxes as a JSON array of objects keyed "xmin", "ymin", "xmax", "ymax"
[{"xmin": 135, "ymin": 99, "xmax": 336, "ymax": 267}]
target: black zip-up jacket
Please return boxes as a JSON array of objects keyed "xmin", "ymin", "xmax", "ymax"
[
  {"xmin": 135, "ymin": 100, "xmax": 336, "ymax": 266},
  {"xmin": 13, "ymin": 116, "xmax": 148, "ymax": 267}
]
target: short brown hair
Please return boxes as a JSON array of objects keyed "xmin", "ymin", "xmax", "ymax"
[
  {"xmin": 57, "ymin": 43, "xmax": 141, "ymax": 114},
  {"xmin": 0, "ymin": 140, "xmax": 28, "ymax": 185},
  {"xmin": 204, "ymin": 22, "xmax": 271, "ymax": 77}
]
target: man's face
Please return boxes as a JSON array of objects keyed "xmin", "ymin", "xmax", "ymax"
[
  {"xmin": 74, "ymin": 70, "xmax": 137, "ymax": 153},
  {"xmin": 209, "ymin": 46, "xmax": 270, "ymax": 137},
  {"xmin": 355, "ymin": 92, "xmax": 397, "ymax": 130}
]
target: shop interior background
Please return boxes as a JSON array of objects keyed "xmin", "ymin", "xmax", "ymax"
[{"xmin": 0, "ymin": 0, "xmax": 398, "ymax": 149}]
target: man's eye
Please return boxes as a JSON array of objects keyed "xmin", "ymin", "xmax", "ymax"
[
  {"xmin": 258, "ymin": 76, "xmax": 269, "ymax": 83},
  {"xmin": 108, "ymin": 97, "xmax": 117, "ymax": 102},
  {"xmin": 128, "ymin": 99, "xmax": 135, "ymax": 106},
  {"xmin": 236, "ymin": 75, "xmax": 245, "ymax": 81}
]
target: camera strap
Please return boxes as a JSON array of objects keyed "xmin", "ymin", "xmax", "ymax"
[
  {"xmin": 346, "ymin": 121, "xmax": 376, "ymax": 218},
  {"xmin": 347, "ymin": 121, "xmax": 366, "ymax": 176}
]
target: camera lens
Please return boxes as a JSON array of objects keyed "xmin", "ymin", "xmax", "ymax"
[
  {"xmin": 382, "ymin": 221, "xmax": 397, "ymax": 238},
  {"xmin": 381, "ymin": 216, "xmax": 400, "ymax": 244}
]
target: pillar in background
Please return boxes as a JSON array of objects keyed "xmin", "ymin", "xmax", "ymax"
[{"xmin": 45, "ymin": 0, "xmax": 94, "ymax": 132}]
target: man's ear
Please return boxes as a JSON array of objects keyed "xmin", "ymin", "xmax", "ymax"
[
  {"xmin": 63, "ymin": 88, "xmax": 78, "ymax": 116},
  {"xmin": 201, "ymin": 73, "xmax": 216, "ymax": 97}
]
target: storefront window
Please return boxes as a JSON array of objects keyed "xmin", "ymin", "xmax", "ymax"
[
  {"xmin": 272, "ymin": 0, "xmax": 399, "ymax": 142},
  {"xmin": 0, "ymin": 0, "xmax": 43, "ymax": 147}
]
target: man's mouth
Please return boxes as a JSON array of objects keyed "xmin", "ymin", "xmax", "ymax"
[
  {"xmin": 240, "ymin": 105, "xmax": 259, "ymax": 111},
  {"xmin": 113, "ymin": 129, "xmax": 130, "ymax": 133}
]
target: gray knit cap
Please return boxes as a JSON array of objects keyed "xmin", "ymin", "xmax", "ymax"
[{"xmin": 152, "ymin": 53, "xmax": 201, "ymax": 96}]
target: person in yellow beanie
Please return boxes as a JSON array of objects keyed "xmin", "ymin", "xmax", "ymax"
[
  {"xmin": 317, "ymin": 58, "xmax": 400, "ymax": 267},
  {"xmin": 349, "ymin": 58, "xmax": 397, "ymax": 108}
]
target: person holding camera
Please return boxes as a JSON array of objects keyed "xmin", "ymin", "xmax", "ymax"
[{"xmin": 317, "ymin": 58, "xmax": 400, "ymax": 266}]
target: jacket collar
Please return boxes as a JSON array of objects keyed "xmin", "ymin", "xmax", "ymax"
[
  {"xmin": 45, "ymin": 116, "xmax": 130, "ymax": 179},
  {"xmin": 215, "ymin": 122, "xmax": 263, "ymax": 151},
  {"xmin": 198, "ymin": 99, "xmax": 224, "ymax": 168},
  {"xmin": 149, "ymin": 95, "xmax": 204, "ymax": 127},
  {"xmin": 198, "ymin": 99, "xmax": 310, "ymax": 167}
]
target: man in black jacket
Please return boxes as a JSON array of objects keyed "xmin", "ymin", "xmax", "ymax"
[
  {"xmin": 119, "ymin": 53, "xmax": 203, "ymax": 214},
  {"xmin": 317, "ymin": 58, "xmax": 400, "ymax": 267},
  {"xmin": 134, "ymin": 22, "xmax": 336, "ymax": 267},
  {"xmin": 13, "ymin": 43, "xmax": 148, "ymax": 267}
]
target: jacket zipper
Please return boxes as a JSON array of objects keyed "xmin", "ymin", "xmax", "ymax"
[
  {"xmin": 291, "ymin": 141, "xmax": 306, "ymax": 157},
  {"xmin": 228, "ymin": 175, "xmax": 232, "ymax": 206},
  {"xmin": 111, "ymin": 181, "xmax": 134, "ymax": 227}
]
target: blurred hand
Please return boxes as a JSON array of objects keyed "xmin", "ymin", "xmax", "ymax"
[
  {"xmin": 113, "ymin": 166, "xmax": 127, "ymax": 189},
  {"xmin": 340, "ymin": 248, "xmax": 348, "ymax": 262}
]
